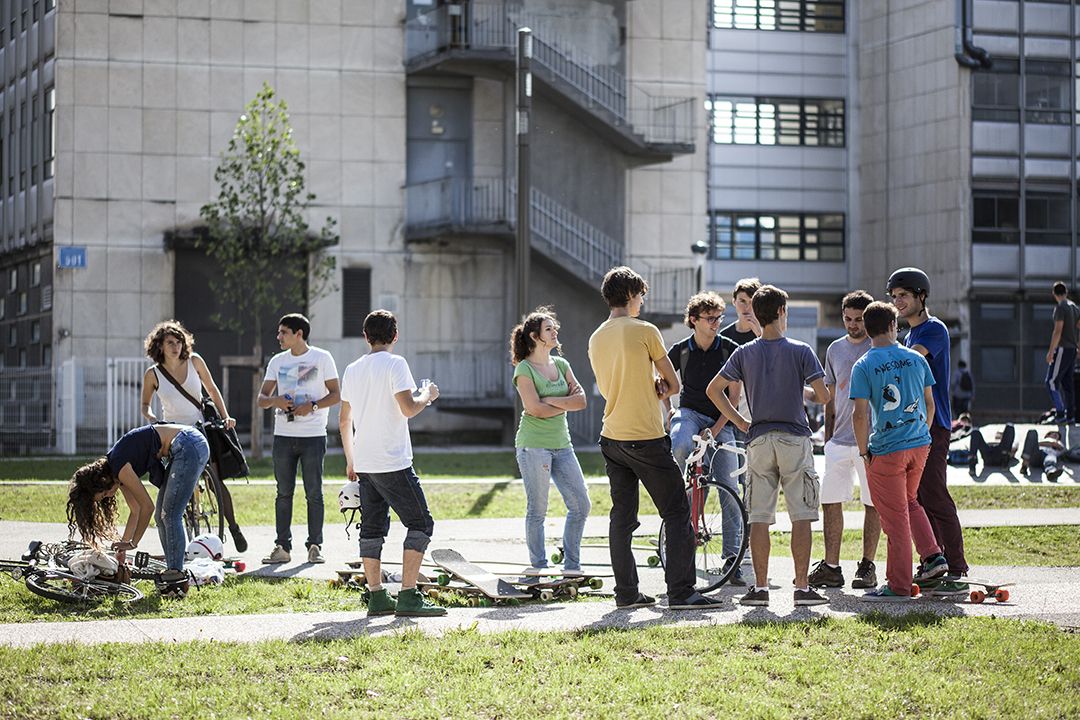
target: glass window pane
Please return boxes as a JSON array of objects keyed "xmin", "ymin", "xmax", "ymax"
[
  {"xmin": 973, "ymin": 196, "xmax": 995, "ymax": 227},
  {"xmin": 980, "ymin": 347, "xmax": 1015, "ymax": 383},
  {"xmin": 998, "ymin": 197, "xmax": 1019, "ymax": 228},
  {"xmin": 980, "ymin": 303, "xmax": 1016, "ymax": 321}
]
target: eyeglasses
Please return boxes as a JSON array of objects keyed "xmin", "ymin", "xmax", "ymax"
[{"xmin": 697, "ymin": 315, "xmax": 724, "ymax": 324}]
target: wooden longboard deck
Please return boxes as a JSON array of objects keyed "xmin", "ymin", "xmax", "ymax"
[{"xmin": 430, "ymin": 549, "xmax": 531, "ymax": 600}]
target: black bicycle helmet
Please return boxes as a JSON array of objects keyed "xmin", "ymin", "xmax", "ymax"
[{"xmin": 886, "ymin": 267, "xmax": 930, "ymax": 297}]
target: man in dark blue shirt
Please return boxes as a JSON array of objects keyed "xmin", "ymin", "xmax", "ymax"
[{"xmin": 887, "ymin": 267, "xmax": 969, "ymax": 592}]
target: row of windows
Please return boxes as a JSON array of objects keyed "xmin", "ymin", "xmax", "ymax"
[
  {"xmin": 973, "ymin": 59, "xmax": 1076, "ymax": 124},
  {"xmin": 973, "ymin": 190, "xmax": 1073, "ymax": 245},
  {"xmin": 0, "ymin": 342, "xmax": 49, "ymax": 369},
  {"xmin": 0, "ymin": 0, "xmax": 53, "ymax": 46},
  {"xmin": 706, "ymin": 97, "xmax": 845, "ymax": 146},
  {"xmin": 6, "ymin": 319, "xmax": 39, "ymax": 345},
  {"xmin": 0, "ymin": 87, "xmax": 54, "ymax": 198},
  {"xmin": 5, "ymin": 262, "xmax": 40, "ymax": 291},
  {"xmin": 707, "ymin": 211, "xmax": 844, "ymax": 261},
  {"xmin": 711, "ymin": 0, "xmax": 844, "ymax": 33}
]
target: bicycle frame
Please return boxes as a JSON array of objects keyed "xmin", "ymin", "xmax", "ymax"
[{"xmin": 685, "ymin": 432, "xmax": 747, "ymax": 537}]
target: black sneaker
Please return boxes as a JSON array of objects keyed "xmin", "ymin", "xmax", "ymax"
[
  {"xmin": 739, "ymin": 587, "xmax": 770, "ymax": 606},
  {"xmin": 851, "ymin": 558, "xmax": 877, "ymax": 589},
  {"xmin": 615, "ymin": 593, "xmax": 656, "ymax": 609},
  {"xmin": 230, "ymin": 525, "xmax": 248, "ymax": 554},
  {"xmin": 667, "ymin": 592, "xmax": 725, "ymax": 610},
  {"xmin": 807, "ymin": 560, "xmax": 844, "ymax": 588},
  {"xmin": 794, "ymin": 588, "xmax": 829, "ymax": 606}
]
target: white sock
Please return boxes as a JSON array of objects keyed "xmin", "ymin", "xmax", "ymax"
[
  {"xmin": 795, "ymin": 586, "xmax": 810, "ymax": 592},
  {"xmin": 825, "ymin": 562, "xmax": 840, "ymax": 569},
  {"xmin": 368, "ymin": 584, "xmax": 382, "ymax": 593}
]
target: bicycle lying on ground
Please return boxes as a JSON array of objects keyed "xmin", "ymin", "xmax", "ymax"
[
  {"xmin": 184, "ymin": 464, "xmax": 225, "ymax": 542},
  {"xmin": 0, "ymin": 540, "xmax": 146, "ymax": 604},
  {"xmin": 657, "ymin": 431, "xmax": 749, "ymax": 592}
]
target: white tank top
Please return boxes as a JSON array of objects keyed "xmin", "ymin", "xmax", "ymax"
[{"xmin": 153, "ymin": 362, "xmax": 204, "ymax": 426}]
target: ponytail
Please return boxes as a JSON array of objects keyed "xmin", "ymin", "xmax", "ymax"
[{"xmin": 509, "ymin": 306, "xmax": 561, "ymax": 365}]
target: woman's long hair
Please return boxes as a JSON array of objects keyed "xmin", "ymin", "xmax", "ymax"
[
  {"xmin": 509, "ymin": 307, "xmax": 561, "ymax": 365},
  {"xmin": 66, "ymin": 457, "xmax": 119, "ymax": 546}
]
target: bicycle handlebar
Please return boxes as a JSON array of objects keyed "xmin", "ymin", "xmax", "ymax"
[{"xmin": 688, "ymin": 432, "xmax": 748, "ymax": 478}]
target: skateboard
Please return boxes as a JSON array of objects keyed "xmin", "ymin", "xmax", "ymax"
[
  {"xmin": 914, "ymin": 579, "xmax": 1013, "ymax": 603},
  {"xmin": 430, "ymin": 549, "xmax": 532, "ymax": 604}
]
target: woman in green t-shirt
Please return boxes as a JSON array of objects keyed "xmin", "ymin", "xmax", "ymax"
[{"xmin": 510, "ymin": 308, "xmax": 592, "ymax": 576}]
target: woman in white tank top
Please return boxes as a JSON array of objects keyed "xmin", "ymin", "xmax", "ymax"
[{"xmin": 139, "ymin": 320, "xmax": 246, "ymax": 552}]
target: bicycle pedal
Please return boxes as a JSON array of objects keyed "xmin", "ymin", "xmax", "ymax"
[{"xmin": 134, "ymin": 551, "xmax": 150, "ymax": 569}]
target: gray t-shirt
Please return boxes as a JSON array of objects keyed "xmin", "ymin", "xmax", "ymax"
[
  {"xmin": 824, "ymin": 335, "xmax": 871, "ymax": 447},
  {"xmin": 1053, "ymin": 300, "xmax": 1080, "ymax": 348},
  {"xmin": 719, "ymin": 337, "xmax": 825, "ymax": 441}
]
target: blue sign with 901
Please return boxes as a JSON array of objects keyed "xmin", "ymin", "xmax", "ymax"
[{"xmin": 57, "ymin": 246, "xmax": 87, "ymax": 269}]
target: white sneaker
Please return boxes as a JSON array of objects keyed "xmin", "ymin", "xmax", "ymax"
[
  {"xmin": 263, "ymin": 545, "xmax": 290, "ymax": 564},
  {"xmin": 307, "ymin": 544, "xmax": 325, "ymax": 564}
]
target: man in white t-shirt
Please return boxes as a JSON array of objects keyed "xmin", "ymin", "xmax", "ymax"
[
  {"xmin": 257, "ymin": 313, "xmax": 340, "ymax": 565},
  {"xmin": 339, "ymin": 309, "xmax": 446, "ymax": 617}
]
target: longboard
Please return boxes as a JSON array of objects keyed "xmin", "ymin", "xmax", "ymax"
[
  {"xmin": 914, "ymin": 579, "xmax": 1014, "ymax": 603},
  {"xmin": 429, "ymin": 549, "xmax": 532, "ymax": 602}
]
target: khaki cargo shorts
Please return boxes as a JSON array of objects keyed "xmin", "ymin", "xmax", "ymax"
[{"xmin": 745, "ymin": 431, "xmax": 820, "ymax": 525}]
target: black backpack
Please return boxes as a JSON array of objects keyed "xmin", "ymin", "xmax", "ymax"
[{"xmin": 958, "ymin": 370, "xmax": 973, "ymax": 393}]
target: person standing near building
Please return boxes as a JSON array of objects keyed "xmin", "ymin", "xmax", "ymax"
[
  {"xmin": 887, "ymin": 267, "xmax": 969, "ymax": 591},
  {"xmin": 720, "ymin": 277, "xmax": 763, "ymax": 348},
  {"xmin": 339, "ymin": 310, "xmax": 446, "ymax": 617},
  {"xmin": 1046, "ymin": 282, "xmax": 1080, "ymax": 424},
  {"xmin": 808, "ymin": 290, "xmax": 881, "ymax": 590},
  {"xmin": 588, "ymin": 266, "xmax": 722, "ymax": 610},
  {"xmin": 258, "ymin": 313, "xmax": 340, "ymax": 565},
  {"xmin": 665, "ymin": 290, "xmax": 745, "ymax": 584},
  {"xmin": 707, "ymin": 285, "xmax": 831, "ymax": 608},
  {"xmin": 509, "ymin": 307, "xmax": 591, "ymax": 577},
  {"xmin": 950, "ymin": 359, "xmax": 974, "ymax": 417},
  {"xmin": 850, "ymin": 301, "xmax": 949, "ymax": 601}
]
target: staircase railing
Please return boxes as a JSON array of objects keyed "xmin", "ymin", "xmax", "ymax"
[
  {"xmin": 404, "ymin": 2, "xmax": 694, "ymax": 146},
  {"xmin": 405, "ymin": 176, "xmax": 511, "ymax": 232},
  {"xmin": 638, "ymin": 262, "xmax": 700, "ymax": 316}
]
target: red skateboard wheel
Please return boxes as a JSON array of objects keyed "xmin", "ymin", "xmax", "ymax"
[{"xmin": 233, "ymin": 561, "xmax": 246, "ymax": 573}]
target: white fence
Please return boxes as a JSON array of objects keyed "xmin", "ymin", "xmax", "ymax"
[{"xmin": 105, "ymin": 357, "xmax": 152, "ymax": 446}]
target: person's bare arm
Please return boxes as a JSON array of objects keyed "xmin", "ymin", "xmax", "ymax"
[
  {"xmin": 339, "ymin": 401, "xmax": 356, "ymax": 480},
  {"xmin": 293, "ymin": 378, "xmax": 341, "ymax": 418},
  {"xmin": 706, "ymin": 374, "xmax": 749, "ymax": 432},
  {"xmin": 823, "ymin": 384, "xmax": 836, "ymax": 442},
  {"xmin": 114, "ymin": 464, "xmax": 154, "ymax": 549},
  {"xmin": 853, "ymin": 398, "xmax": 871, "ymax": 462},
  {"xmin": 808, "ymin": 377, "xmax": 831, "ymax": 405},
  {"xmin": 140, "ymin": 368, "xmax": 159, "ymax": 423},
  {"xmin": 192, "ymin": 354, "xmax": 235, "ymax": 429},
  {"xmin": 653, "ymin": 355, "xmax": 680, "ymax": 401},
  {"xmin": 924, "ymin": 385, "xmax": 936, "ymax": 431},
  {"xmin": 257, "ymin": 379, "xmax": 289, "ymax": 411},
  {"xmin": 394, "ymin": 383, "xmax": 439, "ymax": 419},
  {"xmin": 910, "ymin": 344, "xmax": 930, "ymax": 358},
  {"xmin": 516, "ymin": 376, "xmax": 565, "ymax": 419},
  {"xmin": 1047, "ymin": 320, "xmax": 1064, "ymax": 364}
]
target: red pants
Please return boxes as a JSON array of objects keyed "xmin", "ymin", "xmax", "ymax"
[{"xmin": 866, "ymin": 445, "xmax": 941, "ymax": 596}]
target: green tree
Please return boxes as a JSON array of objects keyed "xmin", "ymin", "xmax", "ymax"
[{"xmin": 199, "ymin": 82, "xmax": 337, "ymax": 456}]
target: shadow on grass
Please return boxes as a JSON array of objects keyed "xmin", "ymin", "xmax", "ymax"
[{"xmin": 467, "ymin": 481, "xmax": 512, "ymax": 516}]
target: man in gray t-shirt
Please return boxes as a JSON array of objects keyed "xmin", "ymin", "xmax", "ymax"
[
  {"xmin": 809, "ymin": 291, "xmax": 881, "ymax": 590},
  {"xmin": 1046, "ymin": 282, "xmax": 1080, "ymax": 423}
]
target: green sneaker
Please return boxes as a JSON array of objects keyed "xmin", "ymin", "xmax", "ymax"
[
  {"xmin": 395, "ymin": 588, "xmax": 448, "ymax": 617},
  {"xmin": 930, "ymin": 579, "xmax": 970, "ymax": 596},
  {"xmin": 366, "ymin": 588, "xmax": 397, "ymax": 617}
]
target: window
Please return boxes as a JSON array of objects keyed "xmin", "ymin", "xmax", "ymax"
[
  {"xmin": 707, "ymin": 96, "xmax": 844, "ymax": 146},
  {"xmin": 29, "ymin": 320, "xmax": 38, "ymax": 343},
  {"xmin": 979, "ymin": 303, "xmax": 1016, "ymax": 321},
  {"xmin": 42, "ymin": 344, "xmax": 50, "ymax": 368},
  {"xmin": 8, "ymin": 268, "xmax": 16, "ymax": 292},
  {"xmin": 32, "ymin": 1, "xmax": 38, "ymax": 23},
  {"xmin": 30, "ymin": 93, "xmax": 37, "ymax": 186},
  {"xmin": 712, "ymin": 0, "xmax": 844, "ymax": 33},
  {"xmin": 0, "ymin": 297, "xmax": 4, "ymax": 318},
  {"xmin": 1025, "ymin": 192, "xmax": 1070, "ymax": 245},
  {"xmin": 972, "ymin": 191, "xmax": 1020, "ymax": 244},
  {"xmin": 342, "ymin": 267, "xmax": 372, "ymax": 338},
  {"xmin": 973, "ymin": 59, "xmax": 1019, "ymax": 122},
  {"xmin": 45, "ymin": 0, "xmax": 55, "ymax": 11},
  {"xmin": 17, "ymin": 348, "xmax": 25, "ymax": 367},
  {"xmin": 7, "ymin": 109, "xmax": 14, "ymax": 196},
  {"xmin": 30, "ymin": 261, "xmax": 39, "ymax": 287},
  {"xmin": 979, "ymin": 347, "xmax": 1016, "ymax": 383},
  {"xmin": 18, "ymin": 100, "xmax": 25, "ymax": 191},
  {"xmin": 1025, "ymin": 60, "xmax": 1070, "ymax": 125},
  {"xmin": 7, "ymin": 325, "xmax": 15, "ymax": 347},
  {"xmin": 44, "ymin": 88, "xmax": 53, "ymax": 179},
  {"xmin": 17, "ymin": 291, "xmax": 26, "ymax": 315},
  {"xmin": 709, "ymin": 211, "xmax": 844, "ymax": 261}
]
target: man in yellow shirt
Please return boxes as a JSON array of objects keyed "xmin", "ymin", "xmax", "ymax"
[{"xmin": 588, "ymin": 266, "xmax": 723, "ymax": 611}]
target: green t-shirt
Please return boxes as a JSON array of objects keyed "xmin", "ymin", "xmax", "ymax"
[{"xmin": 513, "ymin": 356, "xmax": 573, "ymax": 449}]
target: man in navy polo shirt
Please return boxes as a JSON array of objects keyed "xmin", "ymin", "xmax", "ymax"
[{"xmin": 665, "ymin": 291, "xmax": 745, "ymax": 584}]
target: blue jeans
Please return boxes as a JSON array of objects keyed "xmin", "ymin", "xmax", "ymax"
[
  {"xmin": 155, "ymin": 428, "xmax": 209, "ymax": 571},
  {"xmin": 272, "ymin": 435, "xmax": 326, "ymax": 551},
  {"xmin": 670, "ymin": 407, "xmax": 742, "ymax": 559},
  {"xmin": 356, "ymin": 466, "xmax": 434, "ymax": 560},
  {"xmin": 516, "ymin": 447, "xmax": 592, "ymax": 572}
]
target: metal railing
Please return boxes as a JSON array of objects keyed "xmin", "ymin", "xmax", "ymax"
[
  {"xmin": 410, "ymin": 343, "xmax": 511, "ymax": 400},
  {"xmin": 405, "ymin": 176, "xmax": 511, "ymax": 232},
  {"xmin": 404, "ymin": 2, "xmax": 695, "ymax": 146},
  {"xmin": 639, "ymin": 262, "xmax": 700, "ymax": 316},
  {"xmin": 0, "ymin": 366, "xmax": 54, "ymax": 455}
]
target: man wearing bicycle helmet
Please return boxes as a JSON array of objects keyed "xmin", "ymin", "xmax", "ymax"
[{"xmin": 887, "ymin": 267, "xmax": 969, "ymax": 592}]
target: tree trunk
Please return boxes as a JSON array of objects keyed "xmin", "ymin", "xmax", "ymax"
[{"xmin": 250, "ymin": 340, "xmax": 264, "ymax": 460}]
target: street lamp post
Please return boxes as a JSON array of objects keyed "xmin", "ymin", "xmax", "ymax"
[{"xmin": 516, "ymin": 27, "xmax": 532, "ymax": 325}]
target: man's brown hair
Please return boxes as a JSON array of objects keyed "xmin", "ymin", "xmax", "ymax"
[
  {"xmin": 363, "ymin": 310, "xmax": 397, "ymax": 346},
  {"xmin": 601, "ymin": 266, "xmax": 649, "ymax": 308},
  {"xmin": 841, "ymin": 290, "xmax": 874, "ymax": 313},
  {"xmin": 751, "ymin": 285, "xmax": 788, "ymax": 326},
  {"xmin": 862, "ymin": 301, "xmax": 899, "ymax": 338},
  {"xmin": 683, "ymin": 292, "xmax": 725, "ymax": 329},
  {"xmin": 733, "ymin": 277, "xmax": 762, "ymax": 302}
]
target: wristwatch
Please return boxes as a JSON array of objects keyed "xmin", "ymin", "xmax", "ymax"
[{"xmin": 311, "ymin": 401, "xmax": 319, "ymax": 411}]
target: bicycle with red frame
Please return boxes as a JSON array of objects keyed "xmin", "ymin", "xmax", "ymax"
[{"xmin": 658, "ymin": 429, "xmax": 749, "ymax": 592}]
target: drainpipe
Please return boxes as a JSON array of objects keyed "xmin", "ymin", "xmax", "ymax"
[{"xmin": 955, "ymin": 0, "xmax": 992, "ymax": 69}]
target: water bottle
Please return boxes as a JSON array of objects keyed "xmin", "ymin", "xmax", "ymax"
[{"xmin": 284, "ymin": 393, "xmax": 295, "ymax": 422}]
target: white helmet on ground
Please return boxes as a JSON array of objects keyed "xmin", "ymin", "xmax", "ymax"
[
  {"xmin": 185, "ymin": 533, "xmax": 224, "ymax": 561},
  {"xmin": 338, "ymin": 481, "xmax": 362, "ymax": 512}
]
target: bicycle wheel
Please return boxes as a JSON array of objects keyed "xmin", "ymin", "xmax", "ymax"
[
  {"xmin": 24, "ymin": 569, "xmax": 143, "ymax": 604},
  {"xmin": 184, "ymin": 467, "xmax": 223, "ymax": 540},
  {"xmin": 658, "ymin": 481, "xmax": 748, "ymax": 593}
]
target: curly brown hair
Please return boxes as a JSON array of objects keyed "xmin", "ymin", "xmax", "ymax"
[
  {"xmin": 144, "ymin": 320, "xmax": 194, "ymax": 365},
  {"xmin": 66, "ymin": 457, "xmax": 120, "ymax": 547},
  {"xmin": 510, "ymin": 307, "xmax": 562, "ymax": 365},
  {"xmin": 683, "ymin": 291, "xmax": 725, "ymax": 329}
]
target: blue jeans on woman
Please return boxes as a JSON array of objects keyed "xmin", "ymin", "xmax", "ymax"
[
  {"xmin": 669, "ymin": 407, "xmax": 743, "ymax": 560},
  {"xmin": 516, "ymin": 447, "xmax": 592, "ymax": 572},
  {"xmin": 155, "ymin": 428, "xmax": 209, "ymax": 570}
]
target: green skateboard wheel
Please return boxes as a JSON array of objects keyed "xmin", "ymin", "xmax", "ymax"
[
  {"xmin": 589, "ymin": 577, "xmax": 604, "ymax": 590},
  {"xmin": 437, "ymin": 574, "xmax": 450, "ymax": 586},
  {"xmin": 551, "ymin": 552, "xmax": 563, "ymax": 564},
  {"xmin": 647, "ymin": 555, "xmax": 660, "ymax": 568}
]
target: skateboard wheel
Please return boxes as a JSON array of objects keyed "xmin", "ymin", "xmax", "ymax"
[
  {"xmin": 996, "ymin": 589, "xmax": 1010, "ymax": 603},
  {"xmin": 567, "ymin": 585, "xmax": 578, "ymax": 599},
  {"xmin": 970, "ymin": 590, "xmax": 986, "ymax": 603},
  {"xmin": 437, "ymin": 574, "xmax": 450, "ymax": 586},
  {"xmin": 507, "ymin": 598, "xmax": 520, "ymax": 606},
  {"xmin": 233, "ymin": 561, "xmax": 246, "ymax": 573},
  {"xmin": 468, "ymin": 596, "xmax": 482, "ymax": 607},
  {"xmin": 589, "ymin": 577, "xmax": 604, "ymax": 590},
  {"xmin": 426, "ymin": 589, "xmax": 439, "ymax": 599},
  {"xmin": 539, "ymin": 589, "xmax": 554, "ymax": 602},
  {"xmin": 647, "ymin": 555, "xmax": 660, "ymax": 568},
  {"xmin": 911, "ymin": 584, "xmax": 920, "ymax": 598},
  {"xmin": 550, "ymin": 552, "xmax": 563, "ymax": 564}
]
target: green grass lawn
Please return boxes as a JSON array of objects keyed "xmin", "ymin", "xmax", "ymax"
[{"xmin": 0, "ymin": 617, "xmax": 1075, "ymax": 719}]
